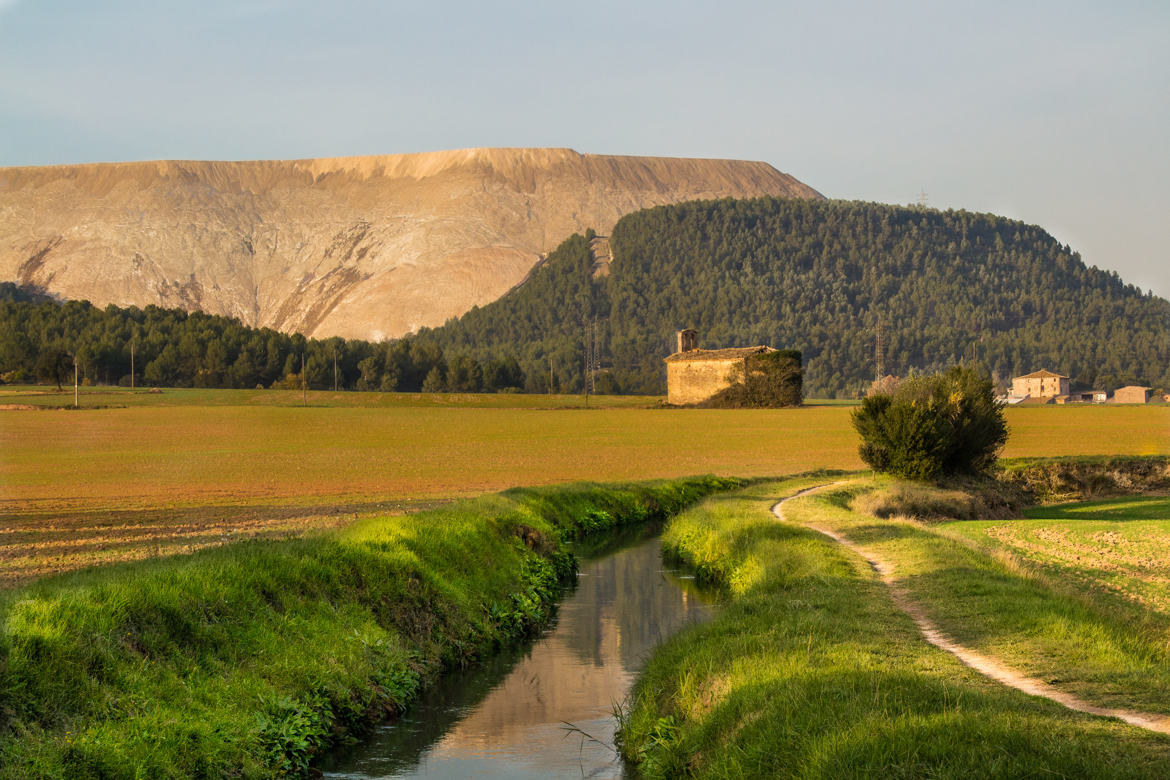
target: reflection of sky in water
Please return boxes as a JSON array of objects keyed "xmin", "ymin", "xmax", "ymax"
[{"xmin": 321, "ymin": 533, "xmax": 717, "ymax": 779}]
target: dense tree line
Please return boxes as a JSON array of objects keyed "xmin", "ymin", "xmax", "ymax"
[
  {"xmin": 414, "ymin": 198, "xmax": 1170, "ymax": 397},
  {"xmin": 0, "ymin": 283, "xmax": 526, "ymax": 393},
  {"xmin": 4, "ymin": 198, "xmax": 1168, "ymax": 397}
]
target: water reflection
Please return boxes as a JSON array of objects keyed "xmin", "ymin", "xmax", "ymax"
[{"xmin": 321, "ymin": 531, "xmax": 716, "ymax": 779}]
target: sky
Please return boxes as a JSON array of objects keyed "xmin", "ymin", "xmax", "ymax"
[{"xmin": 1, "ymin": 0, "xmax": 1167, "ymax": 299}]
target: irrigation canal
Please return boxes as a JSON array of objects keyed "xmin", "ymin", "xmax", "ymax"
[{"xmin": 320, "ymin": 529, "xmax": 717, "ymax": 778}]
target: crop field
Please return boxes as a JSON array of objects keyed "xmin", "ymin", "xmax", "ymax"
[
  {"xmin": 1, "ymin": 386, "xmax": 1167, "ymax": 584},
  {"xmin": 944, "ymin": 496, "xmax": 1170, "ymax": 617},
  {"xmin": 0, "ymin": 386, "xmax": 664, "ymax": 410}
]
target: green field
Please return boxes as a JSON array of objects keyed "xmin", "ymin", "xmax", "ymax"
[
  {"xmin": 620, "ymin": 480, "xmax": 1170, "ymax": 777},
  {"xmin": 943, "ymin": 496, "xmax": 1170, "ymax": 619},
  {"xmin": 1, "ymin": 387, "xmax": 1167, "ymax": 584}
]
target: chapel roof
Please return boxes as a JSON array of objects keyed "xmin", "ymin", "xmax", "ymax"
[{"xmin": 664, "ymin": 346, "xmax": 776, "ymax": 363}]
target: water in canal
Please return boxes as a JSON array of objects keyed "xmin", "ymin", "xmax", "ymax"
[{"xmin": 320, "ymin": 528, "xmax": 717, "ymax": 779}]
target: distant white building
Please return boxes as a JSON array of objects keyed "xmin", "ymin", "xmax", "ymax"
[{"xmin": 1065, "ymin": 390, "xmax": 1108, "ymax": 404}]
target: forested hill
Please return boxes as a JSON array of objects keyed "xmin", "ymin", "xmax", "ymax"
[{"xmin": 412, "ymin": 197, "xmax": 1170, "ymax": 397}]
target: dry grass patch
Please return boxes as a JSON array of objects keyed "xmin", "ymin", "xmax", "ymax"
[{"xmin": 851, "ymin": 478, "xmax": 1026, "ymax": 522}]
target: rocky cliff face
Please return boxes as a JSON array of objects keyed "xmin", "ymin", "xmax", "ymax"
[{"xmin": 0, "ymin": 148, "xmax": 822, "ymax": 340}]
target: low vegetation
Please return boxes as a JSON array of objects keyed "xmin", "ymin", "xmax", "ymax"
[
  {"xmin": 3, "ymin": 393, "xmax": 1166, "ymax": 583},
  {"xmin": 0, "ymin": 476, "xmax": 737, "ymax": 778},
  {"xmin": 850, "ymin": 476, "xmax": 1026, "ymax": 521},
  {"xmin": 619, "ymin": 479, "xmax": 1170, "ymax": 777},
  {"xmin": 818, "ymin": 484, "xmax": 1170, "ymax": 716}
]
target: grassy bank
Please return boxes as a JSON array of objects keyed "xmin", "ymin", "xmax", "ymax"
[
  {"xmin": 619, "ymin": 479, "xmax": 1170, "ymax": 777},
  {"xmin": 0, "ymin": 476, "xmax": 737, "ymax": 778},
  {"xmin": 997, "ymin": 455, "xmax": 1170, "ymax": 502}
]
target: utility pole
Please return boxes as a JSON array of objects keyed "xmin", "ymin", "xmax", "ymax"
[
  {"xmin": 73, "ymin": 356, "xmax": 79, "ymax": 409},
  {"xmin": 875, "ymin": 320, "xmax": 886, "ymax": 381},
  {"xmin": 333, "ymin": 349, "xmax": 338, "ymax": 392},
  {"xmin": 592, "ymin": 319, "xmax": 601, "ymax": 387},
  {"xmin": 301, "ymin": 353, "xmax": 307, "ymax": 407},
  {"xmin": 583, "ymin": 321, "xmax": 590, "ymax": 409},
  {"xmin": 130, "ymin": 341, "xmax": 135, "ymax": 390}
]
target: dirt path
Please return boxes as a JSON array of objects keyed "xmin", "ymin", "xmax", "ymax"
[{"xmin": 773, "ymin": 484, "xmax": 1170, "ymax": 736}]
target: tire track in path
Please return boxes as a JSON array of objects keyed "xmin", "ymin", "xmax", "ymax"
[{"xmin": 773, "ymin": 484, "xmax": 1170, "ymax": 736}]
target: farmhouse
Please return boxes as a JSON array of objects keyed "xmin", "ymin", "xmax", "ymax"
[
  {"xmin": 1113, "ymin": 386, "xmax": 1152, "ymax": 404},
  {"xmin": 1011, "ymin": 369, "xmax": 1069, "ymax": 400}
]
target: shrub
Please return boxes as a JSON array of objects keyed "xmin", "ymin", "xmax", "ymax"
[{"xmin": 852, "ymin": 365, "xmax": 1007, "ymax": 480}]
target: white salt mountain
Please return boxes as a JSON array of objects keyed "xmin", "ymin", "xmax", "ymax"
[{"xmin": 0, "ymin": 148, "xmax": 822, "ymax": 340}]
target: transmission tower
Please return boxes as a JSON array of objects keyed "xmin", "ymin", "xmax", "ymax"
[{"xmin": 581, "ymin": 316, "xmax": 606, "ymax": 396}]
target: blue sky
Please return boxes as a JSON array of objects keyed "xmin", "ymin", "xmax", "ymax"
[{"xmin": 2, "ymin": 0, "xmax": 1167, "ymax": 298}]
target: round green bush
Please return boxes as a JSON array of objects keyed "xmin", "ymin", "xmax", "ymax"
[{"xmin": 851, "ymin": 366, "xmax": 1008, "ymax": 480}]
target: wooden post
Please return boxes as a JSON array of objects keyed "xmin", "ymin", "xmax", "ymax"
[
  {"xmin": 73, "ymin": 358, "xmax": 78, "ymax": 408},
  {"xmin": 130, "ymin": 341, "xmax": 135, "ymax": 390},
  {"xmin": 302, "ymin": 353, "xmax": 307, "ymax": 407}
]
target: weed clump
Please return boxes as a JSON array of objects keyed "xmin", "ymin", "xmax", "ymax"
[{"xmin": 852, "ymin": 478, "xmax": 1027, "ymax": 522}]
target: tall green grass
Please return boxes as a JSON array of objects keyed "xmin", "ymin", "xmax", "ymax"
[
  {"xmin": 0, "ymin": 476, "xmax": 738, "ymax": 778},
  {"xmin": 619, "ymin": 480, "xmax": 1170, "ymax": 777},
  {"xmin": 813, "ymin": 487, "xmax": 1170, "ymax": 715}
]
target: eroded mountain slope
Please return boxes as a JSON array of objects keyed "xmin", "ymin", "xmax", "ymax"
[{"xmin": 0, "ymin": 148, "xmax": 821, "ymax": 340}]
